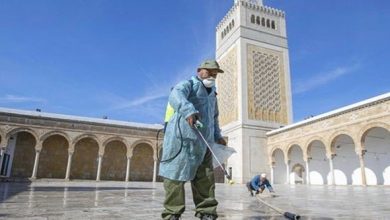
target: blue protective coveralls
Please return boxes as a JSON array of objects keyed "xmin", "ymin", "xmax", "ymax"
[
  {"xmin": 159, "ymin": 76, "xmax": 223, "ymax": 181},
  {"xmin": 159, "ymin": 76, "xmax": 222, "ymax": 219}
]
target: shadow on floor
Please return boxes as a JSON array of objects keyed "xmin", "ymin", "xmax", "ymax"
[
  {"xmin": 0, "ymin": 181, "xmax": 32, "ymax": 203},
  {"xmin": 29, "ymin": 186, "xmax": 155, "ymax": 192}
]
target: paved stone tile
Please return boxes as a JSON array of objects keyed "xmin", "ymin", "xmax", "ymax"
[{"xmin": 1, "ymin": 180, "xmax": 389, "ymax": 219}]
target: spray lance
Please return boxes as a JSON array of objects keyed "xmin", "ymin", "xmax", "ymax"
[{"xmin": 193, "ymin": 120, "xmax": 235, "ymax": 185}]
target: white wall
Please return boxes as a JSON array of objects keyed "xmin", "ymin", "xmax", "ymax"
[
  {"xmin": 332, "ymin": 135, "xmax": 359, "ymax": 185},
  {"xmin": 308, "ymin": 141, "xmax": 329, "ymax": 185},
  {"xmin": 273, "ymin": 149, "xmax": 286, "ymax": 184},
  {"xmin": 288, "ymin": 145, "xmax": 305, "ymax": 184},
  {"xmin": 363, "ymin": 127, "xmax": 390, "ymax": 185}
]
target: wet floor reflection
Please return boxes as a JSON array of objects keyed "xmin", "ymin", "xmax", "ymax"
[{"xmin": 0, "ymin": 182, "xmax": 389, "ymax": 219}]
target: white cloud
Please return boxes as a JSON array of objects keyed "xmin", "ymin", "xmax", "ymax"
[
  {"xmin": 111, "ymin": 93, "xmax": 168, "ymax": 110},
  {"xmin": 293, "ymin": 64, "xmax": 360, "ymax": 94},
  {"xmin": 0, "ymin": 94, "xmax": 46, "ymax": 103}
]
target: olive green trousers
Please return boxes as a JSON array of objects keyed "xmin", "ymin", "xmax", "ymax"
[{"xmin": 161, "ymin": 150, "xmax": 218, "ymax": 219}]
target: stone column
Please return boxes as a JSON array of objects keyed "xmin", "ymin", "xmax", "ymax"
[
  {"xmin": 125, "ymin": 156, "xmax": 131, "ymax": 182},
  {"xmin": 65, "ymin": 152, "xmax": 73, "ymax": 181},
  {"xmin": 327, "ymin": 154, "xmax": 336, "ymax": 185},
  {"xmin": 285, "ymin": 160, "xmax": 290, "ymax": 184},
  {"xmin": 153, "ymin": 158, "xmax": 158, "ymax": 182},
  {"xmin": 305, "ymin": 158, "xmax": 311, "ymax": 185},
  {"xmin": 96, "ymin": 155, "xmax": 103, "ymax": 181},
  {"xmin": 31, "ymin": 149, "xmax": 41, "ymax": 179},
  {"xmin": 270, "ymin": 164, "xmax": 274, "ymax": 185},
  {"xmin": 358, "ymin": 150, "xmax": 367, "ymax": 186},
  {"xmin": 0, "ymin": 144, "xmax": 6, "ymax": 173},
  {"xmin": 0, "ymin": 145, "xmax": 5, "ymax": 157}
]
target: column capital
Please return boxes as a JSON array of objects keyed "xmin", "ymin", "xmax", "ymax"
[
  {"xmin": 356, "ymin": 149, "xmax": 367, "ymax": 157},
  {"xmin": 326, "ymin": 153, "xmax": 336, "ymax": 160},
  {"xmin": 35, "ymin": 142, "xmax": 43, "ymax": 152}
]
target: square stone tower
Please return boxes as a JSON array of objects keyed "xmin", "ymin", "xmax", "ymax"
[{"xmin": 216, "ymin": 0, "xmax": 293, "ymax": 183}]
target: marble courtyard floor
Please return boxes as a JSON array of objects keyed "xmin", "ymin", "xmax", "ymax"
[{"xmin": 1, "ymin": 180, "xmax": 389, "ymax": 219}]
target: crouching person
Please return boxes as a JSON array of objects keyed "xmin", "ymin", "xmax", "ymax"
[{"xmin": 246, "ymin": 173, "xmax": 275, "ymax": 196}]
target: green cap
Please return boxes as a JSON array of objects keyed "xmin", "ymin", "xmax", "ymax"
[{"xmin": 198, "ymin": 59, "xmax": 224, "ymax": 73}]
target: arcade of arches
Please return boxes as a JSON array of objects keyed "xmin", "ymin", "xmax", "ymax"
[
  {"xmin": 0, "ymin": 110, "xmax": 162, "ymax": 182},
  {"xmin": 267, "ymin": 94, "xmax": 390, "ymax": 186}
]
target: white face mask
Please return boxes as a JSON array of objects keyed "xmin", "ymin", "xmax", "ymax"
[{"xmin": 202, "ymin": 77, "xmax": 215, "ymax": 88}]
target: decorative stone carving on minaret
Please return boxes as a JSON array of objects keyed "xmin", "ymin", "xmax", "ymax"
[
  {"xmin": 247, "ymin": 44, "xmax": 288, "ymax": 124},
  {"xmin": 217, "ymin": 46, "xmax": 238, "ymax": 126}
]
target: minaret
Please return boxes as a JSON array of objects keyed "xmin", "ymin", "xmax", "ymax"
[{"xmin": 216, "ymin": 0, "xmax": 292, "ymax": 183}]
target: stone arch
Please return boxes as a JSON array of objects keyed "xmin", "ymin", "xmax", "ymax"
[
  {"xmin": 7, "ymin": 130, "xmax": 37, "ymax": 178},
  {"xmin": 261, "ymin": 17, "xmax": 265, "ymax": 26},
  {"xmin": 40, "ymin": 130, "xmax": 71, "ymax": 145},
  {"xmin": 130, "ymin": 139, "xmax": 155, "ymax": 159},
  {"xmin": 38, "ymin": 134, "xmax": 69, "ymax": 178},
  {"xmin": 266, "ymin": 18, "xmax": 270, "ymax": 27},
  {"xmin": 305, "ymin": 136, "xmax": 326, "ymax": 158},
  {"xmin": 359, "ymin": 122, "xmax": 390, "ymax": 148},
  {"xmin": 328, "ymin": 130, "xmax": 355, "ymax": 153},
  {"xmin": 271, "ymin": 148, "xmax": 286, "ymax": 184},
  {"xmin": 130, "ymin": 141, "xmax": 154, "ymax": 181},
  {"xmin": 359, "ymin": 125, "xmax": 390, "ymax": 185},
  {"xmin": 286, "ymin": 144, "xmax": 305, "ymax": 184},
  {"xmin": 100, "ymin": 137, "xmax": 128, "ymax": 181},
  {"xmin": 73, "ymin": 133, "xmax": 100, "ymax": 146},
  {"xmin": 306, "ymin": 138, "xmax": 328, "ymax": 185},
  {"xmin": 103, "ymin": 136, "xmax": 128, "ymax": 151},
  {"xmin": 70, "ymin": 135, "xmax": 100, "ymax": 180},
  {"xmin": 6, "ymin": 127, "xmax": 39, "ymax": 145},
  {"xmin": 286, "ymin": 143, "xmax": 304, "ymax": 160},
  {"xmin": 269, "ymin": 146, "xmax": 284, "ymax": 163},
  {"xmin": 329, "ymin": 131, "xmax": 359, "ymax": 185}
]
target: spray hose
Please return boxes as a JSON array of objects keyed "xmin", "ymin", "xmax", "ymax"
[{"xmin": 193, "ymin": 121, "xmax": 234, "ymax": 184}]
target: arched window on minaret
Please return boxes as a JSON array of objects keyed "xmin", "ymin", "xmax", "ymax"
[
  {"xmin": 261, "ymin": 17, "xmax": 265, "ymax": 26},
  {"xmin": 232, "ymin": 19, "xmax": 235, "ymax": 27},
  {"xmin": 271, "ymin": 20, "xmax": 276, "ymax": 29},
  {"xmin": 251, "ymin": 15, "xmax": 255, "ymax": 24},
  {"xmin": 256, "ymin": 16, "xmax": 260, "ymax": 25},
  {"xmin": 266, "ymin": 19, "xmax": 271, "ymax": 28},
  {"xmin": 229, "ymin": 22, "xmax": 232, "ymax": 30}
]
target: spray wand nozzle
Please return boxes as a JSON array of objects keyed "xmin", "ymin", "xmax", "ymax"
[{"xmin": 194, "ymin": 120, "xmax": 203, "ymax": 129}]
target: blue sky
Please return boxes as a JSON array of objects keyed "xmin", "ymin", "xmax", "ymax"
[{"xmin": 0, "ymin": 0, "xmax": 389, "ymax": 124}]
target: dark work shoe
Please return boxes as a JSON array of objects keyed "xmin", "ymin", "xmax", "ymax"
[
  {"xmin": 200, "ymin": 214, "xmax": 217, "ymax": 220},
  {"xmin": 169, "ymin": 215, "xmax": 181, "ymax": 220}
]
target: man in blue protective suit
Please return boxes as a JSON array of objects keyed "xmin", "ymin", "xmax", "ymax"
[
  {"xmin": 246, "ymin": 173, "xmax": 275, "ymax": 196},
  {"xmin": 159, "ymin": 60, "xmax": 227, "ymax": 220}
]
